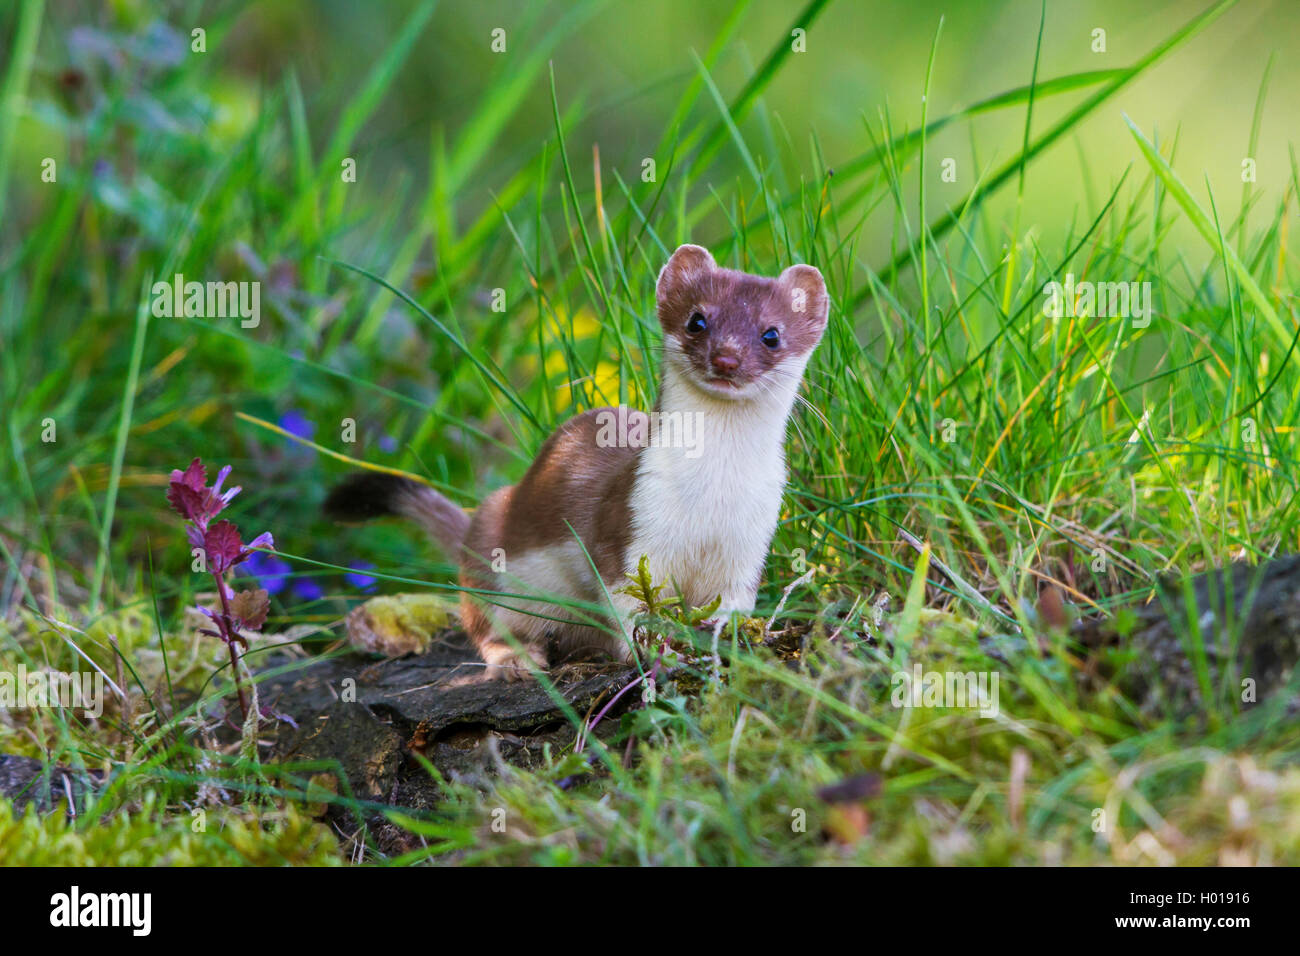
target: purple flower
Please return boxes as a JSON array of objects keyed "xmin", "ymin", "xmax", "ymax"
[
  {"xmin": 210, "ymin": 464, "xmax": 242, "ymax": 506},
  {"xmin": 166, "ymin": 458, "xmax": 243, "ymax": 526},
  {"xmin": 345, "ymin": 562, "xmax": 378, "ymax": 593},
  {"xmin": 241, "ymin": 551, "xmax": 291, "ymax": 595},
  {"xmin": 279, "ymin": 410, "xmax": 315, "ymax": 441},
  {"xmin": 377, "ymin": 434, "xmax": 397, "ymax": 453},
  {"xmin": 291, "ymin": 577, "xmax": 324, "ymax": 603}
]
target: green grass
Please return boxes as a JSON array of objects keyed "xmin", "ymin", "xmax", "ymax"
[{"xmin": 1, "ymin": 0, "xmax": 1299, "ymax": 865}]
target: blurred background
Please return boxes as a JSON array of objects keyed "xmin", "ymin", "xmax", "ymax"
[{"xmin": 5, "ymin": 0, "xmax": 1298, "ymax": 258}]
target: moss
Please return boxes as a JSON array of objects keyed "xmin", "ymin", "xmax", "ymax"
[
  {"xmin": 345, "ymin": 593, "xmax": 454, "ymax": 657},
  {"xmin": 0, "ymin": 797, "xmax": 343, "ymax": 866}
]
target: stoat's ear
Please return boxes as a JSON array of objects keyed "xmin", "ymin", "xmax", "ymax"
[
  {"xmin": 656, "ymin": 244, "xmax": 715, "ymax": 309},
  {"xmin": 777, "ymin": 263, "xmax": 829, "ymax": 333}
]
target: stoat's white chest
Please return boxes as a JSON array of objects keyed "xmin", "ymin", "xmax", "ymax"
[{"xmin": 625, "ymin": 368, "xmax": 798, "ymax": 610}]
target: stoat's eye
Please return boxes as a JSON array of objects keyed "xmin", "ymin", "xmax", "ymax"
[
  {"xmin": 686, "ymin": 312, "xmax": 707, "ymax": 334},
  {"xmin": 761, "ymin": 327, "xmax": 781, "ymax": 349}
]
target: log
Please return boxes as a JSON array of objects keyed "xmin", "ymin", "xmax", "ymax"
[{"xmin": 1076, "ymin": 553, "xmax": 1300, "ymax": 715}]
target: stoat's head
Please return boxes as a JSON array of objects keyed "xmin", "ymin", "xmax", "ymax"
[{"xmin": 655, "ymin": 244, "xmax": 828, "ymax": 402}]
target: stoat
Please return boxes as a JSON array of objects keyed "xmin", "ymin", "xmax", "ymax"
[{"xmin": 326, "ymin": 244, "xmax": 828, "ymax": 679}]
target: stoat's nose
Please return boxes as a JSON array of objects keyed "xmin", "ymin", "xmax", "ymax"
[{"xmin": 710, "ymin": 351, "xmax": 740, "ymax": 375}]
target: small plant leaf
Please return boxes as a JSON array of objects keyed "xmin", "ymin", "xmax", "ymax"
[
  {"xmin": 230, "ymin": 588, "xmax": 270, "ymax": 631},
  {"xmin": 165, "ymin": 481, "xmax": 208, "ymax": 521},
  {"xmin": 682, "ymin": 593, "xmax": 722, "ymax": 626},
  {"xmin": 170, "ymin": 457, "xmax": 205, "ymax": 491},
  {"xmin": 203, "ymin": 520, "xmax": 244, "ymax": 573}
]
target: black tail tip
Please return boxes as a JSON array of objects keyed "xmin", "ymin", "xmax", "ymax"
[{"xmin": 323, "ymin": 472, "xmax": 422, "ymax": 522}]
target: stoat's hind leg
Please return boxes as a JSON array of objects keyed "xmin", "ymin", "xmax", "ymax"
[
  {"xmin": 458, "ymin": 487, "xmax": 551, "ymax": 681},
  {"xmin": 459, "ymin": 586, "xmax": 550, "ymax": 682}
]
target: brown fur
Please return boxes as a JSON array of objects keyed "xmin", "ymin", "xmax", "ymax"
[{"xmin": 457, "ymin": 407, "xmax": 643, "ymax": 677}]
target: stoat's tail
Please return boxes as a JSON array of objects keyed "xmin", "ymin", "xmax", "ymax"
[{"xmin": 324, "ymin": 473, "xmax": 469, "ymax": 557}]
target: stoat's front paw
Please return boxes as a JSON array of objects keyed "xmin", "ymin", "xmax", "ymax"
[
  {"xmin": 610, "ymin": 638, "xmax": 637, "ymax": 664},
  {"xmin": 481, "ymin": 643, "xmax": 549, "ymax": 682}
]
